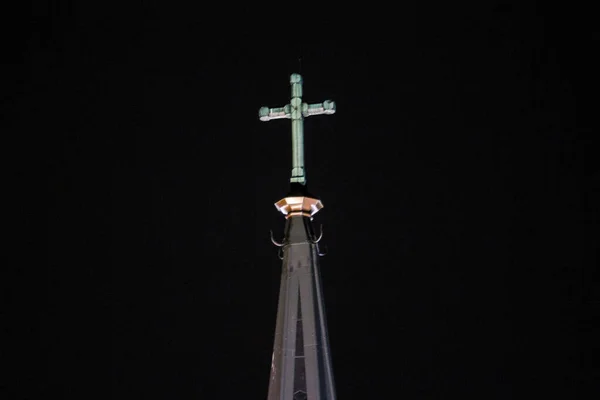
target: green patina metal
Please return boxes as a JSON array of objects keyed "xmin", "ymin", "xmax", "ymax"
[{"xmin": 259, "ymin": 73, "xmax": 336, "ymax": 186}]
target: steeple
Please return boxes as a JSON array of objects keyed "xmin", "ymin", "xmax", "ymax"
[{"xmin": 260, "ymin": 74, "xmax": 337, "ymax": 400}]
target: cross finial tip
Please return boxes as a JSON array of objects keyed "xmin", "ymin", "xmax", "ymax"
[{"xmin": 290, "ymin": 73, "xmax": 302, "ymax": 84}]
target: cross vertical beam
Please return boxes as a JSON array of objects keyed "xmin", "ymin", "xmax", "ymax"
[
  {"xmin": 290, "ymin": 74, "xmax": 304, "ymax": 184},
  {"xmin": 259, "ymin": 73, "xmax": 336, "ymax": 186}
]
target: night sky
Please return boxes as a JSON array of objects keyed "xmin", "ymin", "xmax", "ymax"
[{"xmin": 6, "ymin": 2, "xmax": 597, "ymax": 399}]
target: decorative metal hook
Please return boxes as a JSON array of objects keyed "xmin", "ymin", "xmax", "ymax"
[
  {"xmin": 270, "ymin": 230, "xmax": 284, "ymax": 247},
  {"xmin": 278, "ymin": 247, "xmax": 284, "ymax": 260},
  {"xmin": 314, "ymin": 224, "xmax": 324, "ymax": 243}
]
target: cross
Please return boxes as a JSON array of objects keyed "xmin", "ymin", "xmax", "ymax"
[{"xmin": 259, "ymin": 73, "xmax": 335, "ymax": 186}]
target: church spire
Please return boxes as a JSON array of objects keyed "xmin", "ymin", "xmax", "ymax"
[{"xmin": 259, "ymin": 74, "xmax": 337, "ymax": 400}]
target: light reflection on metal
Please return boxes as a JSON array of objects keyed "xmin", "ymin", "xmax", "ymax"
[
  {"xmin": 275, "ymin": 196, "xmax": 324, "ymax": 218},
  {"xmin": 270, "ymin": 230, "xmax": 284, "ymax": 247},
  {"xmin": 315, "ymin": 225, "xmax": 324, "ymax": 243}
]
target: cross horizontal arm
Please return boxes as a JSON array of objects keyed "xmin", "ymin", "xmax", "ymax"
[
  {"xmin": 303, "ymin": 100, "xmax": 336, "ymax": 117},
  {"xmin": 259, "ymin": 106, "xmax": 291, "ymax": 121},
  {"xmin": 259, "ymin": 101, "xmax": 336, "ymax": 122}
]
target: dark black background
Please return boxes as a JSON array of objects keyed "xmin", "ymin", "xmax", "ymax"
[{"xmin": 4, "ymin": 2, "xmax": 598, "ymax": 399}]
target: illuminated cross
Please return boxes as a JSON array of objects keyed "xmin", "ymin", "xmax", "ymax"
[{"xmin": 259, "ymin": 73, "xmax": 336, "ymax": 186}]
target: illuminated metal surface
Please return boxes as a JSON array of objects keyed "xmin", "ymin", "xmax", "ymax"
[
  {"xmin": 259, "ymin": 73, "xmax": 336, "ymax": 186},
  {"xmin": 267, "ymin": 215, "xmax": 336, "ymax": 400},
  {"xmin": 275, "ymin": 196, "xmax": 324, "ymax": 219},
  {"xmin": 260, "ymin": 74, "xmax": 337, "ymax": 399}
]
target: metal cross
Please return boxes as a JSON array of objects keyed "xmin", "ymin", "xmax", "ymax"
[{"xmin": 259, "ymin": 73, "xmax": 335, "ymax": 186}]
